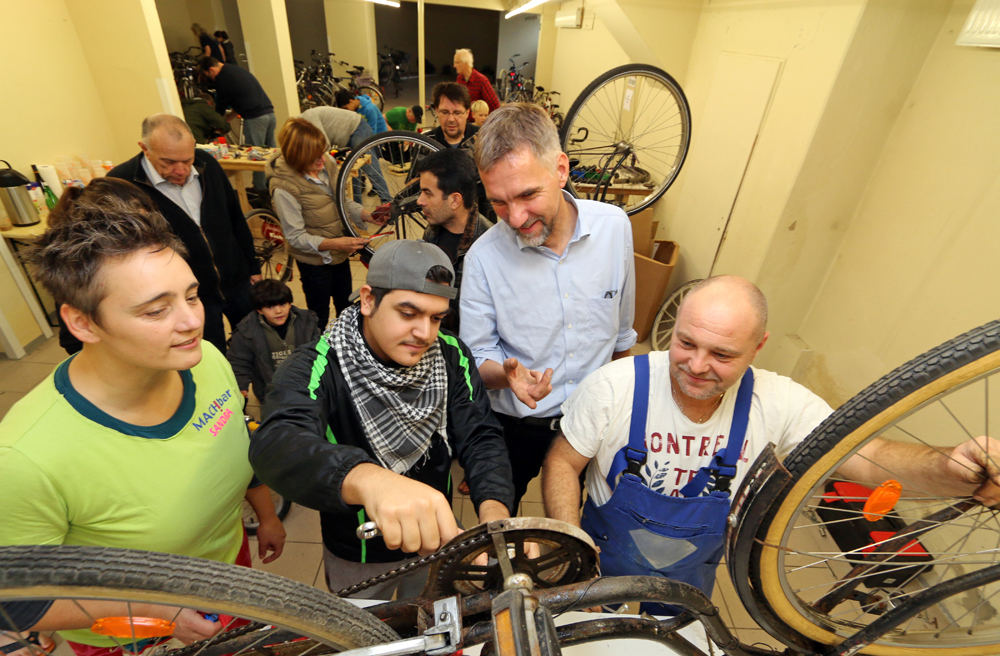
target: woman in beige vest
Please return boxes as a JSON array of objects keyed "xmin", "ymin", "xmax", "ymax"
[{"xmin": 267, "ymin": 119, "xmax": 370, "ymax": 330}]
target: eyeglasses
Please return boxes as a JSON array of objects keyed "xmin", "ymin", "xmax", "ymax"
[{"xmin": 437, "ymin": 110, "xmax": 466, "ymax": 118}]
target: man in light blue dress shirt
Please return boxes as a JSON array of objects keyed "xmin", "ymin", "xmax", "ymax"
[{"xmin": 459, "ymin": 104, "xmax": 636, "ymax": 510}]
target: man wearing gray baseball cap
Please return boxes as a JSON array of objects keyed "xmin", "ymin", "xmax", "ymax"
[{"xmin": 250, "ymin": 240, "xmax": 515, "ymax": 599}]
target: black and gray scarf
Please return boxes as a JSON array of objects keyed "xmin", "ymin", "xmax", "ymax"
[{"xmin": 327, "ymin": 304, "xmax": 449, "ymax": 474}]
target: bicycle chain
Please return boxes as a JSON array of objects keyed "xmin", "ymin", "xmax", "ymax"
[
  {"xmin": 335, "ymin": 531, "xmax": 494, "ymax": 597},
  {"xmin": 150, "ymin": 622, "xmax": 265, "ymax": 656}
]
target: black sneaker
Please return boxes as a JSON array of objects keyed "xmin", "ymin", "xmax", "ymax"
[{"xmin": 367, "ymin": 188, "xmax": 378, "ymax": 197}]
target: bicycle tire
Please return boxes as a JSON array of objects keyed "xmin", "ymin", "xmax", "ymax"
[
  {"xmin": 560, "ymin": 64, "xmax": 691, "ymax": 216},
  {"xmin": 747, "ymin": 320, "xmax": 1000, "ymax": 655},
  {"xmin": 242, "ymin": 491, "xmax": 292, "ymax": 537},
  {"xmin": 335, "ymin": 131, "xmax": 442, "ymax": 261},
  {"xmin": 0, "ymin": 545, "xmax": 398, "ymax": 652},
  {"xmin": 245, "ymin": 209, "xmax": 293, "ymax": 283},
  {"xmin": 649, "ymin": 280, "xmax": 700, "ymax": 352},
  {"xmin": 356, "ymin": 84, "xmax": 384, "ymax": 112}
]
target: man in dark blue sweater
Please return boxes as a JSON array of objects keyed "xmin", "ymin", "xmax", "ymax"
[{"xmin": 200, "ymin": 57, "xmax": 276, "ymax": 190}]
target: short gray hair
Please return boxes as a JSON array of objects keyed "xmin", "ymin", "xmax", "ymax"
[
  {"xmin": 141, "ymin": 114, "xmax": 194, "ymax": 147},
  {"xmin": 454, "ymin": 48, "xmax": 473, "ymax": 66},
  {"xmin": 474, "ymin": 103, "xmax": 561, "ymax": 173}
]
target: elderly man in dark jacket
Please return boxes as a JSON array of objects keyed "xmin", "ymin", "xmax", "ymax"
[
  {"xmin": 108, "ymin": 114, "xmax": 261, "ymax": 349},
  {"xmin": 250, "ymin": 241, "xmax": 514, "ymax": 600}
]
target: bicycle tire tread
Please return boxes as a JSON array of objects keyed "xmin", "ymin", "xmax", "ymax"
[
  {"xmin": 743, "ymin": 319, "xmax": 1000, "ymax": 652},
  {"xmin": 0, "ymin": 545, "xmax": 398, "ymax": 646}
]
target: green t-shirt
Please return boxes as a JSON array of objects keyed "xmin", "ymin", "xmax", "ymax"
[
  {"xmin": 0, "ymin": 342, "xmax": 253, "ymax": 646},
  {"xmin": 385, "ymin": 106, "xmax": 415, "ymax": 131}
]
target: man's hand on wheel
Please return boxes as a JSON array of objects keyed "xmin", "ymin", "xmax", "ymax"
[
  {"xmin": 503, "ymin": 358, "xmax": 553, "ymax": 409},
  {"xmin": 950, "ymin": 436, "xmax": 1000, "ymax": 505}
]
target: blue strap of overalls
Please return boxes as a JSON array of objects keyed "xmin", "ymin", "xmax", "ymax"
[
  {"xmin": 605, "ymin": 354, "xmax": 652, "ymax": 490},
  {"xmin": 605, "ymin": 356, "xmax": 755, "ymax": 498},
  {"xmin": 679, "ymin": 367, "xmax": 754, "ymax": 498}
]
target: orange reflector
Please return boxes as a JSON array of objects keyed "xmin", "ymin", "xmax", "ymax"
[
  {"xmin": 863, "ymin": 480, "xmax": 902, "ymax": 521},
  {"xmin": 91, "ymin": 617, "xmax": 176, "ymax": 639},
  {"xmin": 493, "ymin": 608, "xmax": 516, "ymax": 656}
]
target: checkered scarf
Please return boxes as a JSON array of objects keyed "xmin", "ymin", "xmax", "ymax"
[{"xmin": 327, "ymin": 305, "xmax": 449, "ymax": 474}]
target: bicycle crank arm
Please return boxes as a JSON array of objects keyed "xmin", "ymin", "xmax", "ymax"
[
  {"xmin": 335, "ymin": 634, "xmax": 446, "ymax": 656},
  {"xmin": 342, "ymin": 597, "xmax": 462, "ymax": 656}
]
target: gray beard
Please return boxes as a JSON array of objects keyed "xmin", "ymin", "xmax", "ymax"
[{"xmin": 516, "ymin": 219, "xmax": 554, "ymax": 248}]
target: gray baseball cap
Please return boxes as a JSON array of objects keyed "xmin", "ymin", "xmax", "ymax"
[{"xmin": 349, "ymin": 241, "xmax": 457, "ymax": 302}]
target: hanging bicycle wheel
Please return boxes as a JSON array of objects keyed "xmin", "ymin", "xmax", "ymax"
[
  {"xmin": 0, "ymin": 545, "xmax": 397, "ymax": 656},
  {"xmin": 356, "ymin": 84, "xmax": 384, "ymax": 112},
  {"xmin": 246, "ymin": 209, "xmax": 293, "ymax": 283},
  {"xmin": 335, "ymin": 131, "xmax": 442, "ymax": 262},
  {"xmin": 746, "ymin": 320, "xmax": 1000, "ymax": 655},
  {"xmin": 242, "ymin": 489, "xmax": 292, "ymax": 537},
  {"xmin": 650, "ymin": 280, "xmax": 701, "ymax": 352},
  {"xmin": 560, "ymin": 64, "xmax": 691, "ymax": 216}
]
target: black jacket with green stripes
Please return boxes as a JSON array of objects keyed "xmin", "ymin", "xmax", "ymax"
[{"xmin": 249, "ymin": 326, "xmax": 514, "ymax": 563}]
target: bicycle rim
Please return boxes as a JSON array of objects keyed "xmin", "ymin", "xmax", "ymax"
[
  {"xmin": 650, "ymin": 280, "xmax": 700, "ymax": 352},
  {"xmin": 560, "ymin": 64, "xmax": 690, "ymax": 216},
  {"xmin": 245, "ymin": 210, "xmax": 292, "ymax": 282},
  {"xmin": 0, "ymin": 545, "xmax": 397, "ymax": 656},
  {"xmin": 750, "ymin": 321, "xmax": 1000, "ymax": 654},
  {"xmin": 335, "ymin": 131, "xmax": 442, "ymax": 259}
]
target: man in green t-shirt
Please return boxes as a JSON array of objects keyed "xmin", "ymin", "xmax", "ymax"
[
  {"xmin": 0, "ymin": 181, "xmax": 286, "ymax": 654},
  {"xmin": 384, "ymin": 104, "xmax": 423, "ymax": 131}
]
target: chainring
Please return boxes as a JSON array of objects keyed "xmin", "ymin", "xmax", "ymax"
[{"xmin": 421, "ymin": 517, "xmax": 599, "ymax": 599}]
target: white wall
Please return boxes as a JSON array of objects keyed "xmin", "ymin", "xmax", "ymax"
[
  {"xmin": 497, "ymin": 13, "xmax": 540, "ymax": 81},
  {"xmin": 795, "ymin": 0, "xmax": 1000, "ymax": 405}
]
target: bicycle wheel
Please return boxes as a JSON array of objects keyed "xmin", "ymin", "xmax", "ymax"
[
  {"xmin": 335, "ymin": 131, "xmax": 442, "ymax": 262},
  {"xmin": 649, "ymin": 280, "xmax": 700, "ymax": 352},
  {"xmin": 747, "ymin": 320, "xmax": 1000, "ymax": 655},
  {"xmin": 242, "ymin": 490, "xmax": 292, "ymax": 537},
  {"xmin": 560, "ymin": 64, "xmax": 691, "ymax": 216},
  {"xmin": 0, "ymin": 545, "xmax": 397, "ymax": 656},
  {"xmin": 356, "ymin": 84, "xmax": 384, "ymax": 112},
  {"xmin": 245, "ymin": 209, "xmax": 293, "ymax": 283},
  {"xmin": 498, "ymin": 76, "xmax": 511, "ymax": 103}
]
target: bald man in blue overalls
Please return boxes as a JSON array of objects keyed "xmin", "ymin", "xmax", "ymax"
[{"xmin": 543, "ymin": 276, "xmax": 1000, "ymax": 614}]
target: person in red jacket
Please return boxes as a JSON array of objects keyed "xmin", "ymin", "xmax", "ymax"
[{"xmin": 454, "ymin": 49, "xmax": 499, "ymax": 114}]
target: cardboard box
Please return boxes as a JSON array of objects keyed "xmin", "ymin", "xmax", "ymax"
[
  {"xmin": 633, "ymin": 240, "xmax": 679, "ymax": 343},
  {"xmin": 630, "ymin": 208, "xmax": 654, "ymax": 258}
]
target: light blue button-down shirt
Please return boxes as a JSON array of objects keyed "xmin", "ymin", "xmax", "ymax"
[
  {"xmin": 459, "ymin": 192, "xmax": 637, "ymax": 419},
  {"xmin": 141, "ymin": 155, "xmax": 203, "ymax": 225}
]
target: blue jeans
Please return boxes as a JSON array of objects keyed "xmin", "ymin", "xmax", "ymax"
[
  {"xmin": 242, "ymin": 113, "xmax": 277, "ymax": 190},
  {"xmin": 348, "ymin": 121, "xmax": 391, "ymax": 203}
]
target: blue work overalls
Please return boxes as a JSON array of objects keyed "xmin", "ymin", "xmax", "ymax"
[{"xmin": 580, "ymin": 355, "xmax": 754, "ymax": 615}]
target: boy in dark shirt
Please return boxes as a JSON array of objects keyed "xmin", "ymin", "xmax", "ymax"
[{"xmin": 227, "ymin": 280, "xmax": 320, "ymax": 403}]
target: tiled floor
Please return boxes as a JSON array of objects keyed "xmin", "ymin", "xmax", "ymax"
[{"xmin": 0, "ymin": 260, "xmax": 783, "ymax": 652}]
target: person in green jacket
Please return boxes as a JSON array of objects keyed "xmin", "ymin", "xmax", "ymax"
[
  {"xmin": 383, "ymin": 104, "xmax": 423, "ymax": 131},
  {"xmin": 182, "ymin": 93, "xmax": 230, "ymax": 143}
]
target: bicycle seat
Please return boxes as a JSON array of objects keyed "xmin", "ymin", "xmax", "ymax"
[{"xmin": 536, "ymin": 86, "xmax": 545, "ymax": 92}]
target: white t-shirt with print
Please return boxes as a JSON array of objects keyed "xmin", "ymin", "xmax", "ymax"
[{"xmin": 560, "ymin": 352, "xmax": 833, "ymax": 507}]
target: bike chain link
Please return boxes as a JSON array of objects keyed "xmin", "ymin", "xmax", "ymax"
[
  {"xmin": 335, "ymin": 532, "xmax": 494, "ymax": 597},
  {"xmin": 151, "ymin": 621, "xmax": 265, "ymax": 656}
]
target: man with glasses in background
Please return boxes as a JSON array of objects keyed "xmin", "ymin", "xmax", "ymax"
[{"xmin": 426, "ymin": 83, "xmax": 478, "ymax": 151}]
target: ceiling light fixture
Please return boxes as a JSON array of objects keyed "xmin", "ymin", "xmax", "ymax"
[
  {"xmin": 364, "ymin": 0, "xmax": 400, "ymax": 7},
  {"xmin": 505, "ymin": 0, "xmax": 549, "ymax": 19}
]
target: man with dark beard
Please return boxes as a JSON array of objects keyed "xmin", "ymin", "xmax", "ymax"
[
  {"xmin": 250, "ymin": 241, "xmax": 514, "ymax": 600},
  {"xmin": 459, "ymin": 104, "xmax": 636, "ymax": 511}
]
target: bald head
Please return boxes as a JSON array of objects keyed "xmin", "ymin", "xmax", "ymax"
[
  {"xmin": 141, "ymin": 114, "xmax": 194, "ymax": 148},
  {"xmin": 679, "ymin": 276, "xmax": 768, "ymax": 343}
]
